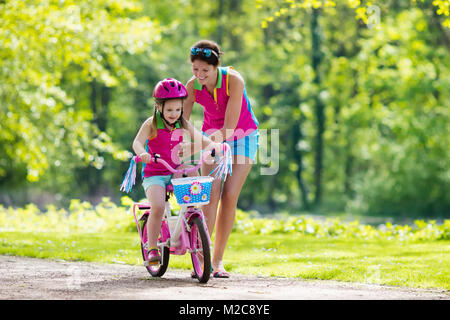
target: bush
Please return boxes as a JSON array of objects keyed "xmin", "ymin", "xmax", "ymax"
[
  {"xmin": 0, "ymin": 198, "xmax": 448, "ymax": 241},
  {"xmin": 233, "ymin": 210, "xmax": 450, "ymax": 241},
  {"xmin": 0, "ymin": 197, "xmax": 136, "ymax": 234}
]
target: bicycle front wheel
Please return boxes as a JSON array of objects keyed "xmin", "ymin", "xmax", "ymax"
[{"xmin": 190, "ymin": 216, "xmax": 211, "ymax": 283}]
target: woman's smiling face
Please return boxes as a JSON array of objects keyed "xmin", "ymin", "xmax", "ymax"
[{"xmin": 191, "ymin": 59, "xmax": 217, "ymax": 87}]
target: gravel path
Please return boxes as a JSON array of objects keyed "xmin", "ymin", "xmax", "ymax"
[{"xmin": 1, "ymin": 255, "xmax": 448, "ymax": 300}]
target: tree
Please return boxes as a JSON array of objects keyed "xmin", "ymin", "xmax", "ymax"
[{"xmin": 0, "ymin": 0, "xmax": 160, "ymax": 186}]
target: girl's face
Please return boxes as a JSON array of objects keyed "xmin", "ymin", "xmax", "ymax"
[
  {"xmin": 158, "ymin": 99, "xmax": 182, "ymax": 125},
  {"xmin": 191, "ymin": 59, "xmax": 218, "ymax": 87}
]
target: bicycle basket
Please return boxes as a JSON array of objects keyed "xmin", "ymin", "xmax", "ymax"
[{"xmin": 171, "ymin": 176, "xmax": 213, "ymax": 206}]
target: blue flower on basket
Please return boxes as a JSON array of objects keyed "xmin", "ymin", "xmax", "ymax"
[
  {"xmin": 182, "ymin": 194, "xmax": 192, "ymax": 203},
  {"xmin": 201, "ymin": 194, "xmax": 208, "ymax": 201},
  {"xmin": 189, "ymin": 182, "xmax": 203, "ymax": 195}
]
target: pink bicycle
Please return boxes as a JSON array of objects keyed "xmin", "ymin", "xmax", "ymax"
[{"xmin": 120, "ymin": 144, "xmax": 231, "ymax": 283}]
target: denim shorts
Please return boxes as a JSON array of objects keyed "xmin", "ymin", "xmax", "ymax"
[
  {"xmin": 142, "ymin": 174, "xmax": 173, "ymax": 192},
  {"xmin": 203, "ymin": 130, "xmax": 259, "ymax": 162}
]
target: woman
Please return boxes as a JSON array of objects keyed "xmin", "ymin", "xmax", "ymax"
[{"xmin": 184, "ymin": 40, "xmax": 259, "ymax": 278}]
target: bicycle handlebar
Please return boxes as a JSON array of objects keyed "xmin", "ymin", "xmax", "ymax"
[
  {"xmin": 134, "ymin": 148, "xmax": 216, "ymax": 175},
  {"xmin": 120, "ymin": 143, "xmax": 231, "ymax": 193}
]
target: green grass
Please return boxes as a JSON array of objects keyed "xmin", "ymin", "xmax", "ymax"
[{"xmin": 1, "ymin": 231, "xmax": 448, "ymax": 290}]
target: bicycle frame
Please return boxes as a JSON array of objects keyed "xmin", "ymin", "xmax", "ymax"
[
  {"xmin": 121, "ymin": 143, "xmax": 231, "ymax": 281},
  {"xmin": 132, "ymin": 202, "xmax": 210, "ymax": 260},
  {"xmin": 130, "ymin": 148, "xmax": 220, "ymax": 260}
]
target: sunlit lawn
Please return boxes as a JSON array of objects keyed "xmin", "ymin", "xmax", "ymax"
[{"xmin": 1, "ymin": 231, "xmax": 448, "ymax": 290}]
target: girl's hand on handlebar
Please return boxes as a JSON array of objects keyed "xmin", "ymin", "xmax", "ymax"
[{"xmin": 139, "ymin": 152, "xmax": 152, "ymax": 164}]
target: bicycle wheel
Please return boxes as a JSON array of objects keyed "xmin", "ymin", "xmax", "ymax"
[
  {"xmin": 141, "ymin": 216, "xmax": 170, "ymax": 277},
  {"xmin": 190, "ymin": 216, "xmax": 211, "ymax": 283}
]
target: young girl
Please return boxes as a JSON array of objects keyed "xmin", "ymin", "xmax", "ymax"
[{"xmin": 132, "ymin": 78, "xmax": 221, "ymax": 264}]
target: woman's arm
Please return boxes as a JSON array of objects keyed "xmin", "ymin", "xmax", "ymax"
[
  {"xmin": 132, "ymin": 117, "xmax": 152, "ymax": 163},
  {"xmin": 209, "ymin": 69, "xmax": 244, "ymax": 143},
  {"xmin": 184, "ymin": 77, "xmax": 196, "ymax": 120}
]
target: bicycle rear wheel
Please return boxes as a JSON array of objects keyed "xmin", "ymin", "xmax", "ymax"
[
  {"xmin": 141, "ymin": 216, "xmax": 170, "ymax": 277},
  {"xmin": 190, "ymin": 216, "xmax": 211, "ymax": 283}
]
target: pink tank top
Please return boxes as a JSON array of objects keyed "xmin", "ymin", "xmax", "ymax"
[
  {"xmin": 194, "ymin": 66, "xmax": 258, "ymax": 141},
  {"xmin": 142, "ymin": 112, "xmax": 183, "ymax": 178}
]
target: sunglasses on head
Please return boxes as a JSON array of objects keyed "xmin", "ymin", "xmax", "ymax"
[{"xmin": 190, "ymin": 47, "xmax": 219, "ymax": 59}]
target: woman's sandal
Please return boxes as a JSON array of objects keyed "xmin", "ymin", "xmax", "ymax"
[
  {"xmin": 191, "ymin": 267, "xmax": 213, "ymax": 279},
  {"xmin": 212, "ymin": 270, "xmax": 230, "ymax": 278}
]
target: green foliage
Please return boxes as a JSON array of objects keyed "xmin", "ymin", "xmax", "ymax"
[
  {"xmin": 0, "ymin": 0, "xmax": 159, "ymax": 182},
  {"xmin": 0, "ymin": 198, "xmax": 448, "ymax": 242},
  {"xmin": 233, "ymin": 209, "xmax": 450, "ymax": 240},
  {"xmin": 0, "ymin": 197, "xmax": 136, "ymax": 234},
  {"xmin": 259, "ymin": 0, "xmax": 450, "ymax": 29},
  {"xmin": 250, "ymin": 0, "xmax": 450, "ymax": 216},
  {"xmin": 1, "ymin": 0, "xmax": 449, "ymax": 219},
  {"xmin": 340, "ymin": 8, "xmax": 450, "ymax": 216}
]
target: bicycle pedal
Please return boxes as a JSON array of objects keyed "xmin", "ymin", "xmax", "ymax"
[{"xmin": 144, "ymin": 260, "xmax": 159, "ymax": 267}]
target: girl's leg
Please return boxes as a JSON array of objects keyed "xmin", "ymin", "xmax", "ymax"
[
  {"xmin": 212, "ymin": 155, "xmax": 252, "ymax": 272},
  {"xmin": 201, "ymin": 162, "xmax": 222, "ymax": 237},
  {"xmin": 145, "ymin": 185, "xmax": 166, "ymax": 249}
]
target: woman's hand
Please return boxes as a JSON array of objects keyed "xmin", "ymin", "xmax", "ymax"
[
  {"xmin": 211, "ymin": 142, "xmax": 223, "ymax": 155},
  {"xmin": 205, "ymin": 142, "xmax": 224, "ymax": 164},
  {"xmin": 139, "ymin": 152, "xmax": 152, "ymax": 164}
]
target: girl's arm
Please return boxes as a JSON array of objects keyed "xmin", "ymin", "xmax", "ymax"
[
  {"xmin": 132, "ymin": 117, "xmax": 152, "ymax": 163},
  {"xmin": 209, "ymin": 69, "xmax": 244, "ymax": 143},
  {"xmin": 183, "ymin": 77, "xmax": 196, "ymax": 120}
]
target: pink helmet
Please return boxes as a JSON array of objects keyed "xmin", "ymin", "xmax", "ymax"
[{"xmin": 153, "ymin": 78, "xmax": 188, "ymax": 99}]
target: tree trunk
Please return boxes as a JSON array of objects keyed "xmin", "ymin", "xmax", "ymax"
[
  {"xmin": 344, "ymin": 143, "xmax": 354, "ymax": 196},
  {"xmin": 99, "ymin": 85, "xmax": 110, "ymax": 132},
  {"xmin": 292, "ymin": 119, "xmax": 310, "ymax": 209},
  {"xmin": 85, "ymin": 79, "xmax": 110, "ymax": 198},
  {"xmin": 216, "ymin": 0, "xmax": 225, "ymax": 44},
  {"xmin": 311, "ymin": 8, "xmax": 325, "ymax": 207}
]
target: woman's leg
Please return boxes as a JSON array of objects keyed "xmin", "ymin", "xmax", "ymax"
[
  {"xmin": 212, "ymin": 155, "xmax": 252, "ymax": 272},
  {"xmin": 145, "ymin": 185, "xmax": 166, "ymax": 249}
]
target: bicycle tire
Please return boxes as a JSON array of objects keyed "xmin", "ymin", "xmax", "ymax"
[
  {"xmin": 190, "ymin": 216, "xmax": 211, "ymax": 283},
  {"xmin": 141, "ymin": 216, "xmax": 170, "ymax": 277}
]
